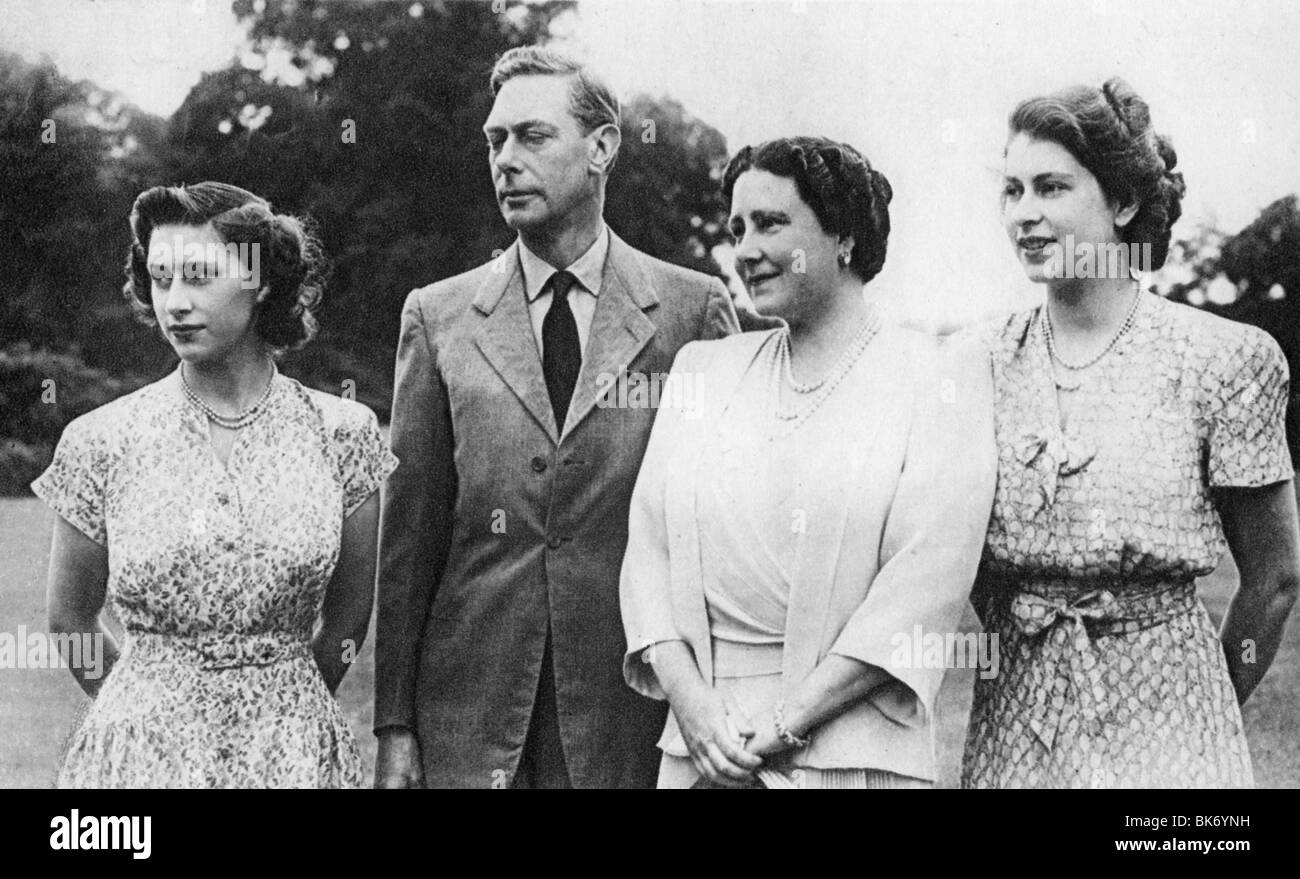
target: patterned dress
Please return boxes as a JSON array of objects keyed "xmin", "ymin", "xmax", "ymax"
[
  {"xmin": 961, "ymin": 294, "xmax": 1293, "ymax": 789},
  {"xmin": 31, "ymin": 368, "xmax": 397, "ymax": 789}
]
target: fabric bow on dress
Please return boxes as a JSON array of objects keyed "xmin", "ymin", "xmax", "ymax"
[
  {"xmin": 1015, "ymin": 425, "xmax": 1097, "ymax": 511},
  {"xmin": 1007, "ymin": 583, "xmax": 1197, "ymax": 754},
  {"xmin": 1009, "ymin": 588, "xmax": 1114, "ymax": 753}
]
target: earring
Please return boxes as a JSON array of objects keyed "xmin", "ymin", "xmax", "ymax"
[{"xmin": 838, "ymin": 251, "xmax": 851, "ymax": 267}]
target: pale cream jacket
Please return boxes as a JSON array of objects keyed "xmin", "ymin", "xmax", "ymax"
[{"xmin": 619, "ymin": 324, "xmax": 996, "ymax": 781}]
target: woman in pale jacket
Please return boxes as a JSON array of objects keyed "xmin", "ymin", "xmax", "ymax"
[{"xmin": 619, "ymin": 136, "xmax": 997, "ymax": 788}]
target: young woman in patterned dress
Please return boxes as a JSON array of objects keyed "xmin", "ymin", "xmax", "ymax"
[
  {"xmin": 961, "ymin": 79, "xmax": 1300, "ymax": 787},
  {"xmin": 35, "ymin": 182, "xmax": 397, "ymax": 788}
]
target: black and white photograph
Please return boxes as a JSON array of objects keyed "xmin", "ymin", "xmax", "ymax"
[{"xmin": 1, "ymin": 0, "xmax": 1298, "ymax": 824}]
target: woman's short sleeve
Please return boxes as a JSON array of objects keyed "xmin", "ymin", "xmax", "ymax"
[
  {"xmin": 335, "ymin": 404, "xmax": 399, "ymax": 519},
  {"xmin": 1208, "ymin": 327, "xmax": 1294, "ymax": 488},
  {"xmin": 30, "ymin": 416, "xmax": 112, "ymax": 546}
]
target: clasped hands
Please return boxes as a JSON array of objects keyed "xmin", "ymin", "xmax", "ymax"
[{"xmin": 674, "ymin": 680, "xmax": 796, "ymax": 789}]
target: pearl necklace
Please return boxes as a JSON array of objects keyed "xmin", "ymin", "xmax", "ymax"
[
  {"xmin": 769, "ymin": 309, "xmax": 882, "ymax": 435},
  {"xmin": 181, "ymin": 362, "xmax": 278, "ymax": 430},
  {"xmin": 1042, "ymin": 283, "xmax": 1142, "ymax": 391}
]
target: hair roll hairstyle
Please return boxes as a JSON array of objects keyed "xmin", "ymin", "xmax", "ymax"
[
  {"xmin": 124, "ymin": 181, "xmax": 326, "ymax": 351},
  {"xmin": 721, "ymin": 136, "xmax": 893, "ymax": 284},
  {"xmin": 1009, "ymin": 77, "xmax": 1186, "ymax": 270}
]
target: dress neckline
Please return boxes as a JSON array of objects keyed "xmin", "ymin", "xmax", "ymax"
[
  {"xmin": 1029, "ymin": 292, "xmax": 1156, "ymax": 434},
  {"xmin": 166, "ymin": 365, "xmax": 287, "ymax": 474}
]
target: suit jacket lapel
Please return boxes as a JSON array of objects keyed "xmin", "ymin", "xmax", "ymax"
[
  {"xmin": 472, "ymin": 243, "xmax": 559, "ymax": 444},
  {"xmin": 564, "ymin": 234, "xmax": 658, "ymax": 435}
]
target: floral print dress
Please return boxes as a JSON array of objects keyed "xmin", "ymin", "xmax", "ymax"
[
  {"xmin": 31, "ymin": 368, "xmax": 397, "ymax": 789},
  {"xmin": 961, "ymin": 294, "xmax": 1292, "ymax": 788}
]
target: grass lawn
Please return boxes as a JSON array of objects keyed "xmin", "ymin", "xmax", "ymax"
[{"xmin": 2, "ymin": 497, "xmax": 1297, "ymax": 788}]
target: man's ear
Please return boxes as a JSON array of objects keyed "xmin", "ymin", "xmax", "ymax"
[{"xmin": 590, "ymin": 122, "xmax": 621, "ymax": 175}]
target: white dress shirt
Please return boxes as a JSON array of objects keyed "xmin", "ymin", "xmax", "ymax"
[{"xmin": 517, "ymin": 225, "xmax": 610, "ymax": 359}]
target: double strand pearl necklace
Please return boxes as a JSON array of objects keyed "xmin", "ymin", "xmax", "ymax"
[
  {"xmin": 181, "ymin": 361, "xmax": 278, "ymax": 430},
  {"xmin": 768, "ymin": 308, "xmax": 882, "ymax": 435},
  {"xmin": 1042, "ymin": 281, "xmax": 1142, "ymax": 391}
]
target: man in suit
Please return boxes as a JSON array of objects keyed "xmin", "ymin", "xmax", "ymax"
[{"xmin": 373, "ymin": 46, "xmax": 744, "ymax": 788}]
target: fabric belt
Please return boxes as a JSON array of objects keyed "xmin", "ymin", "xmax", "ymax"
[
  {"xmin": 1006, "ymin": 580, "xmax": 1199, "ymax": 753},
  {"xmin": 126, "ymin": 630, "xmax": 310, "ymax": 670},
  {"xmin": 712, "ymin": 638, "xmax": 784, "ymax": 677}
]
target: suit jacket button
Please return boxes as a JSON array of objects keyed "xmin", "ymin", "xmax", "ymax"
[
  {"xmin": 546, "ymin": 535, "xmax": 563, "ymax": 550},
  {"xmin": 531, "ymin": 456, "xmax": 548, "ymax": 473}
]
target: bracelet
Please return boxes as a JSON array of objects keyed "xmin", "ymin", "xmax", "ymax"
[{"xmin": 773, "ymin": 701, "xmax": 811, "ymax": 749}]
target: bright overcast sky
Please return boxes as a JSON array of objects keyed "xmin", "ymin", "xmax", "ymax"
[{"xmin": 4, "ymin": 0, "xmax": 1298, "ymax": 324}]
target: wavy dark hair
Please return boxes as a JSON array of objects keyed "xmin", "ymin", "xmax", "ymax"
[
  {"xmin": 1008, "ymin": 77, "xmax": 1186, "ymax": 270},
  {"xmin": 721, "ymin": 136, "xmax": 893, "ymax": 284},
  {"xmin": 124, "ymin": 181, "xmax": 326, "ymax": 351}
]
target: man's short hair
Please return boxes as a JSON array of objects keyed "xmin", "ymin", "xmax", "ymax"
[{"xmin": 490, "ymin": 46, "xmax": 621, "ymax": 171}]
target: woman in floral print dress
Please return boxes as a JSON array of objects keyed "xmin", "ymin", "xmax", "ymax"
[
  {"xmin": 961, "ymin": 79, "xmax": 1300, "ymax": 788},
  {"xmin": 34, "ymin": 182, "xmax": 397, "ymax": 788}
]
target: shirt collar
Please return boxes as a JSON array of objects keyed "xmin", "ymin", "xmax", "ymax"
[{"xmin": 518, "ymin": 224, "xmax": 610, "ymax": 302}]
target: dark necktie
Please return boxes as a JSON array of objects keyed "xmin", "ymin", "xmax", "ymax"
[{"xmin": 541, "ymin": 270, "xmax": 581, "ymax": 431}]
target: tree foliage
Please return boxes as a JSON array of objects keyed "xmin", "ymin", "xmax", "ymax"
[{"xmin": 0, "ymin": 50, "xmax": 167, "ymax": 375}]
